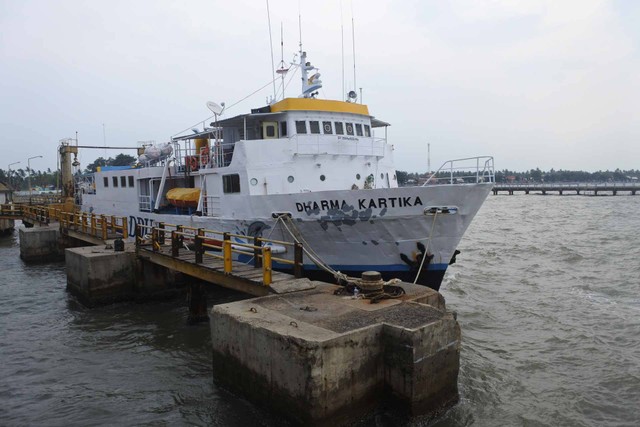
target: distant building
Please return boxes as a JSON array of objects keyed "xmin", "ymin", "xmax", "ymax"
[
  {"xmin": 0, "ymin": 181, "xmax": 13, "ymax": 204},
  {"xmin": 0, "ymin": 181, "xmax": 15, "ymax": 235}
]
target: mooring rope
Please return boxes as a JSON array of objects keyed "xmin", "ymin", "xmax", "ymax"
[{"xmin": 275, "ymin": 214, "xmax": 342, "ymax": 279}]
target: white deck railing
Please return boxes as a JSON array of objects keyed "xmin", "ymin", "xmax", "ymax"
[{"xmin": 424, "ymin": 156, "xmax": 495, "ymax": 185}]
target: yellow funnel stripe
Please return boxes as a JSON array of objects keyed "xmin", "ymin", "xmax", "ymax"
[{"xmin": 270, "ymin": 98, "xmax": 369, "ymax": 115}]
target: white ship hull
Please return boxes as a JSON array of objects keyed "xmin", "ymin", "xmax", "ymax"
[{"xmin": 81, "ymin": 183, "xmax": 492, "ymax": 290}]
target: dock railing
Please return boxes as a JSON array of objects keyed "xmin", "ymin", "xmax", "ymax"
[
  {"xmin": 136, "ymin": 222, "xmax": 304, "ymax": 286},
  {"xmin": 0, "ymin": 203, "xmax": 25, "ymax": 218},
  {"xmin": 22, "ymin": 205, "xmax": 52, "ymax": 225},
  {"xmin": 424, "ymin": 156, "xmax": 495, "ymax": 185},
  {"xmin": 56, "ymin": 210, "xmax": 128, "ymax": 240}
]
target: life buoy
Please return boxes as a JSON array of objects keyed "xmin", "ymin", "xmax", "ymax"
[
  {"xmin": 189, "ymin": 156, "xmax": 199, "ymax": 171},
  {"xmin": 201, "ymin": 147, "xmax": 210, "ymax": 167}
]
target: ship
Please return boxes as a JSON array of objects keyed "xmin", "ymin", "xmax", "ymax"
[{"xmin": 69, "ymin": 48, "xmax": 495, "ymax": 291}]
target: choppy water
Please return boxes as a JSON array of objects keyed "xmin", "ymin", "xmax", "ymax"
[{"xmin": 1, "ymin": 195, "xmax": 639, "ymax": 426}]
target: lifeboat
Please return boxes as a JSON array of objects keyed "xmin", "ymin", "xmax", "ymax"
[{"xmin": 166, "ymin": 188, "xmax": 200, "ymax": 208}]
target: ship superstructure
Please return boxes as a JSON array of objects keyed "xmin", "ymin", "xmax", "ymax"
[{"xmin": 74, "ymin": 49, "xmax": 494, "ymax": 290}]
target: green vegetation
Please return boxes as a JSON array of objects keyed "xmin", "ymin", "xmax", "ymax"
[
  {"xmin": 0, "ymin": 167, "xmax": 59, "ymax": 191},
  {"xmin": 84, "ymin": 154, "xmax": 136, "ymax": 173},
  {"xmin": 0, "ymin": 154, "xmax": 137, "ymax": 191}
]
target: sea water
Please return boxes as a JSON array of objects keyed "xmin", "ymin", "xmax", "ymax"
[{"xmin": 1, "ymin": 194, "xmax": 639, "ymax": 426}]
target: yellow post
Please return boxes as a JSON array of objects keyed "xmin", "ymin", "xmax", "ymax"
[
  {"xmin": 152, "ymin": 227, "xmax": 158, "ymax": 252},
  {"xmin": 223, "ymin": 240, "xmax": 232, "ymax": 274},
  {"xmin": 100, "ymin": 214, "xmax": 107, "ymax": 240},
  {"xmin": 111, "ymin": 215, "xmax": 116, "ymax": 233},
  {"xmin": 121, "ymin": 217, "xmax": 128, "ymax": 239},
  {"xmin": 262, "ymin": 246, "xmax": 272, "ymax": 286}
]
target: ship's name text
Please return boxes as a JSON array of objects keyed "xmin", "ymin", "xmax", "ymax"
[{"xmin": 296, "ymin": 196, "xmax": 423, "ymax": 212}]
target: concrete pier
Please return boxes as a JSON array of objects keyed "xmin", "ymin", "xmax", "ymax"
[
  {"xmin": 65, "ymin": 244, "xmax": 184, "ymax": 306},
  {"xmin": 210, "ymin": 282, "xmax": 460, "ymax": 425},
  {"xmin": 14, "ymin": 211, "xmax": 464, "ymax": 423},
  {"xmin": 0, "ymin": 218, "xmax": 15, "ymax": 235},
  {"xmin": 66, "ymin": 246, "xmax": 137, "ymax": 306},
  {"xmin": 19, "ymin": 226, "xmax": 63, "ymax": 262}
]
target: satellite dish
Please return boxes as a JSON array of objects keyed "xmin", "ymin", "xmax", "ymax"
[{"xmin": 206, "ymin": 101, "xmax": 223, "ymax": 115}]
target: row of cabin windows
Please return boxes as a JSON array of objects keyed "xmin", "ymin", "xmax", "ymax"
[
  {"xmin": 295, "ymin": 120, "xmax": 371, "ymax": 137},
  {"xmin": 104, "ymin": 176, "xmax": 135, "ymax": 188}
]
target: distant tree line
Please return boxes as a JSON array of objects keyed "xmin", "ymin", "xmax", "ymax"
[
  {"xmin": 0, "ymin": 167, "xmax": 59, "ymax": 191},
  {"xmin": 396, "ymin": 168, "xmax": 640, "ymax": 186},
  {"xmin": 0, "ymin": 154, "xmax": 136, "ymax": 191}
]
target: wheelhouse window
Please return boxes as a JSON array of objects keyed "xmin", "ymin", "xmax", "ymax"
[
  {"xmin": 346, "ymin": 123, "xmax": 354, "ymax": 136},
  {"xmin": 103, "ymin": 177, "xmax": 108, "ymax": 187},
  {"xmin": 322, "ymin": 121, "xmax": 333, "ymax": 134},
  {"xmin": 128, "ymin": 176, "xmax": 134, "ymax": 187},
  {"xmin": 335, "ymin": 122, "xmax": 344, "ymax": 135},
  {"xmin": 112, "ymin": 176, "xmax": 118, "ymax": 187},
  {"xmin": 309, "ymin": 121, "xmax": 320, "ymax": 134},
  {"xmin": 223, "ymin": 174, "xmax": 241, "ymax": 194},
  {"xmin": 355, "ymin": 124, "xmax": 363, "ymax": 136},
  {"xmin": 280, "ymin": 121, "xmax": 287, "ymax": 137},
  {"xmin": 364, "ymin": 124, "xmax": 371, "ymax": 137},
  {"xmin": 295, "ymin": 120, "xmax": 307, "ymax": 134},
  {"xmin": 120, "ymin": 176, "xmax": 126, "ymax": 187}
]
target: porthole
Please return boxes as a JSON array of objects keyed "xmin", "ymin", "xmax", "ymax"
[
  {"xmin": 287, "ymin": 175, "xmax": 294, "ymax": 183},
  {"xmin": 356, "ymin": 174, "xmax": 361, "ymax": 180},
  {"xmin": 320, "ymin": 175, "xmax": 326, "ymax": 181},
  {"xmin": 250, "ymin": 178, "xmax": 258, "ymax": 186}
]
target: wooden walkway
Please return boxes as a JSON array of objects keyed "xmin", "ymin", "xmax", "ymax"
[
  {"xmin": 9, "ymin": 204, "xmax": 313, "ymax": 296},
  {"xmin": 137, "ymin": 244, "xmax": 312, "ymax": 297}
]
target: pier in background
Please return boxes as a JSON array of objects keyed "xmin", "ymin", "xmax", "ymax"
[{"xmin": 493, "ymin": 182, "xmax": 639, "ymax": 195}]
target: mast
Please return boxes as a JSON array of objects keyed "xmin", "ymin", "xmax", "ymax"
[{"xmin": 298, "ymin": 15, "xmax": 322, "ymax": 98}]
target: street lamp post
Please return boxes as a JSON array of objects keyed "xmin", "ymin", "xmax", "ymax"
[
  {"xmin": 27, "ymin": 155, "xmax": 43, "ymax": 200},
  {"xmin": 7, "ymin": 161, "xmax": 21, "ymax": 202}
]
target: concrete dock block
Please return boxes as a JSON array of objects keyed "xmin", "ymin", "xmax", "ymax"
[
  {"xmin": 65, "ymin": 246, "xmax": 136, "ymax": 306},
  {"xmin": 19, "ymin": 226, "xmax": 63, "ymax": 262},
  {"xmin": 210, "ymin": 282, "xmax": 461, "ymax": 425}
]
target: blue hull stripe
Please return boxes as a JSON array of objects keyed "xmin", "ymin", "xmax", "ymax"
[
  {"xmin": 297, "ymin": 263, "xmax": 449, "ymax": 272},
  {"xmin": 236, "ymin": 254, "xmax": 448, "ymax": 272}
]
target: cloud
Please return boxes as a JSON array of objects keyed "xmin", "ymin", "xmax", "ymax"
[{"xmin": 0, "ymin": 0, "xmax": 638, "ymax": 172}]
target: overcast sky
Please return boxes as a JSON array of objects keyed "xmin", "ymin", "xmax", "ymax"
[{"xmin": 1, "ymin": 0, "xmax": 638, "ymax": 173}]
